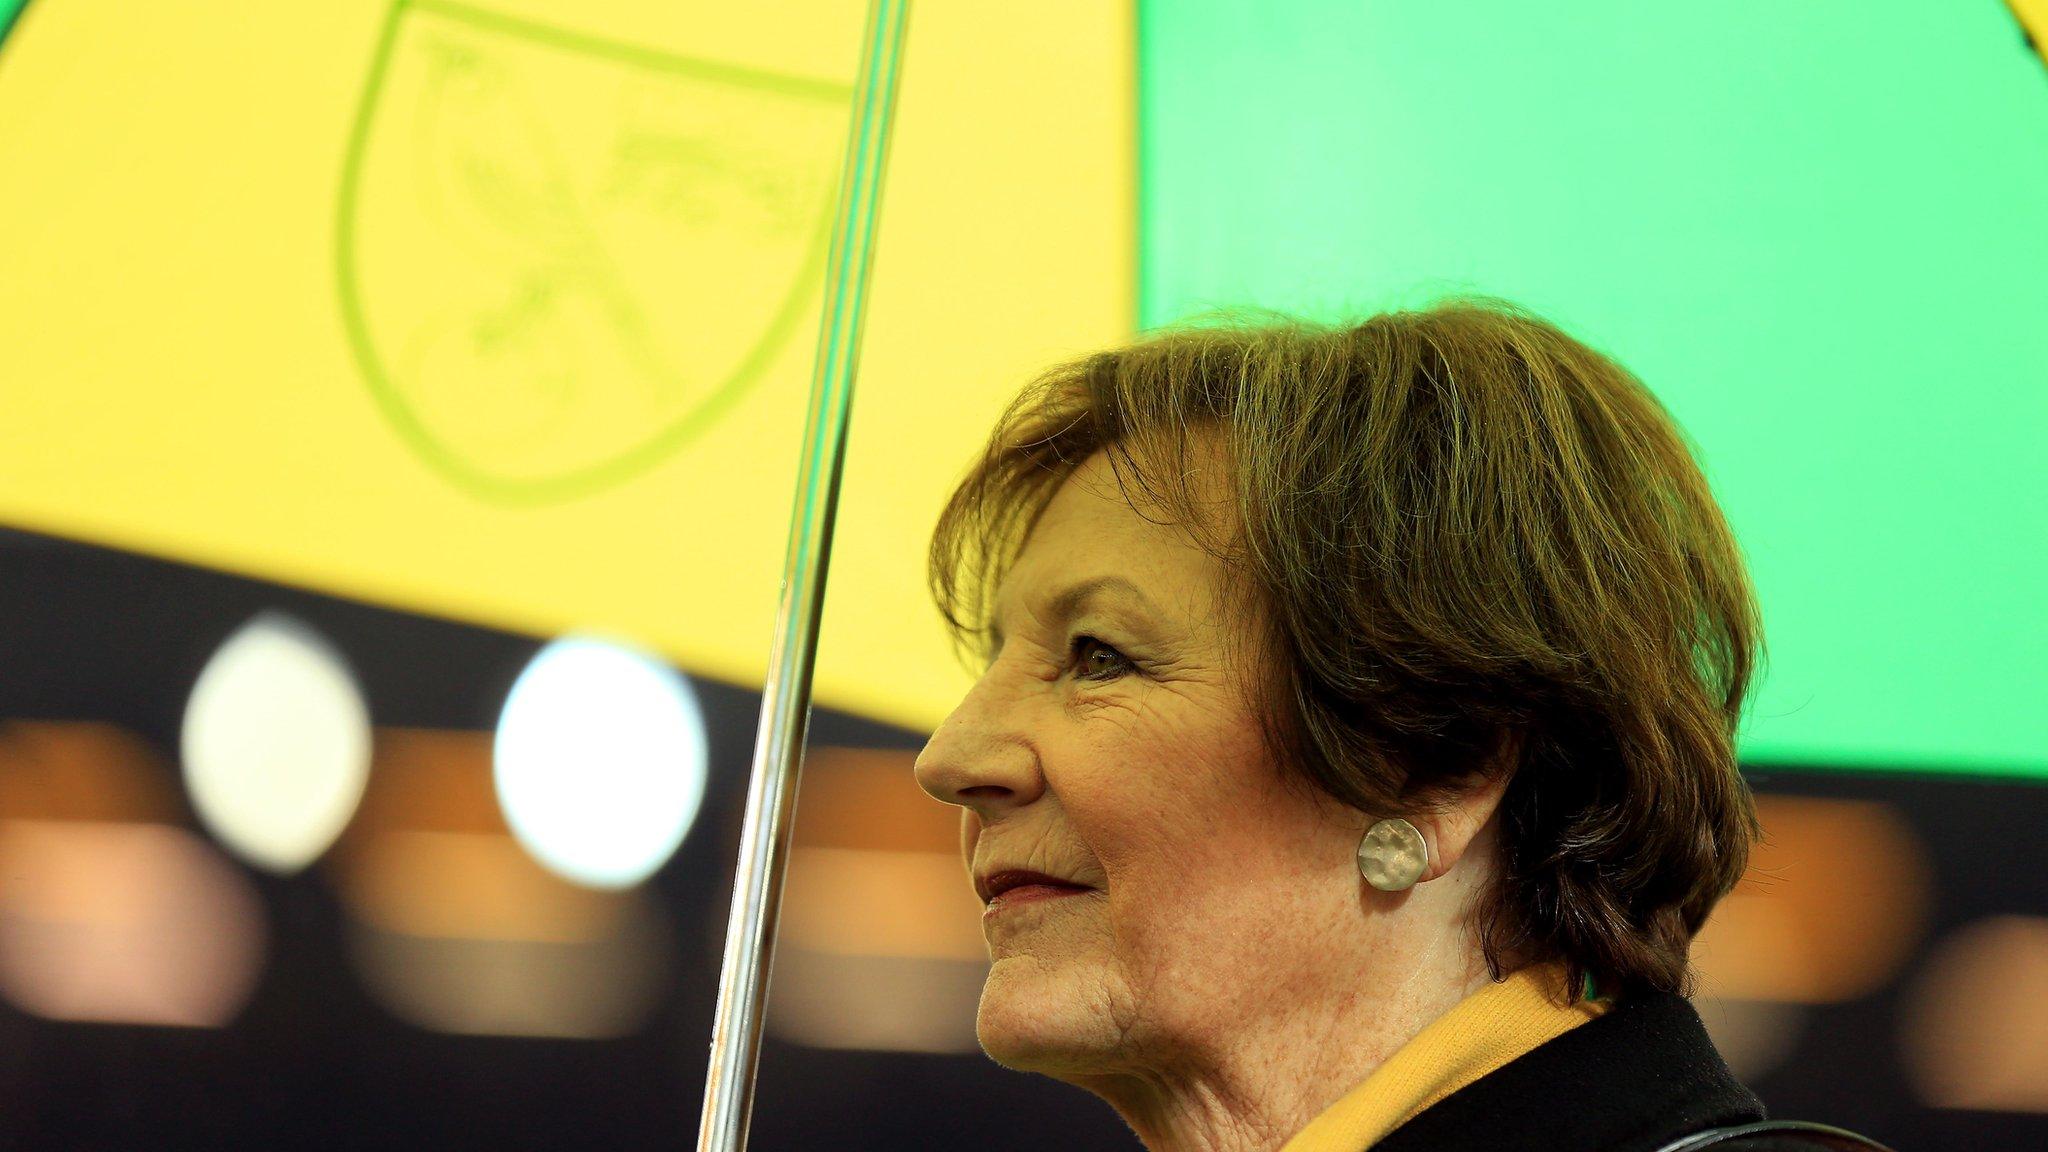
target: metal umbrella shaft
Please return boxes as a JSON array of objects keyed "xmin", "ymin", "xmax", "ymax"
[{"xmin": 694, "ymin": 3, "xmax": 910, "ymax": 1150}]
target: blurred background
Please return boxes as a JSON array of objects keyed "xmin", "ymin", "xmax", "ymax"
[{"xmin": 0, "ymin": 1, "xmax": 2043, "ymax": 1149}]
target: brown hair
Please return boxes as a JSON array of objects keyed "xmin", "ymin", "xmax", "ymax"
[{"xmin": 929, "ymin": 299, "xmax": 1765, "ymax": 999}]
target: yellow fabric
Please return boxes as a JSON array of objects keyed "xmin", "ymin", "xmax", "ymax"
[
  {"xmin": 0, "ymin": 0, "xmax": 1133, "ymax": 734},
  {"xmin": 1279, "ymin": 964, "xmax": 1609, "ymax": 1152}
]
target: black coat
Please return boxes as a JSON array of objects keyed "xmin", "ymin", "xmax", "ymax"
[{"xmin": 1368, "ymin": 991, "xmax": 1850, "ymax": 1152}]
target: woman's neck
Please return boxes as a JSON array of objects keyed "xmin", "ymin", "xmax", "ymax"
[{"xmin": 1070, "ymin": 934, "xmax": 1497, "ymax": 1152}]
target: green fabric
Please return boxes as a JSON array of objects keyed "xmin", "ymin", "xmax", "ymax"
[{"xmin": 1140, "ymin": 0, "xmax": 2048, "ymax": 779}]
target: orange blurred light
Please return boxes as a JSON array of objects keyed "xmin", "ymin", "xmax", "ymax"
[
  {"xmin": 343, "ymin": 727, "xmax": 508, "ymax": 836},
  {"xmin": 328, "ymin": 727, "xmax": 670, "ymax": 1038},
  {"xmin": 769, "ymin": 747, "xmax": 988, "ymax": 1052},
  {"xmin": 0, "ymin": 820, "xmax": 265, "ymax": 1027},
  {"xmin": 782, "ymin": 747, "xmax": 979, "ymax": 961},
  {"xmin": 793, "ymin": 745, "xmax": 963, "ymax": 854},
  {"xmin": 337, "ymin": 829, "xmax": 631, "ymax": 944},
  {"xmin": 781, "ymin": 847, "xmax": 985, "ymax": 961},
  {"xmin": 769, "ymin": 947, "xmax": 984, "ymax": 1054},
  {"xmin": 1901, "ymin": 916, "xmax": 2048, "ymax": 1113},
  {"xmin": 0, "ymin": 720, "xmax": 184, "ymax": 824},
  {"xmin": 347, "ymin": 899, "xmax": 670, "ymax": 1040},
  {"xmin": 1692, "ymin": 795, "xmax": 1930, "ymax": 1004}
]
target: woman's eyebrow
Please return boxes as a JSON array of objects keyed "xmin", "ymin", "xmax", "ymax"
[
  {"xmin": 985, "ymin": 575, "xmax": 1162, "ymax": 657},
  {"xmin": 1044, "ymin": 576, "xmax": 1161, "ymax": 626}
]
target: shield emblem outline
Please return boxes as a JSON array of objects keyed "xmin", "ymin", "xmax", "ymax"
[{"xmin": 334, "ymin": 0, "xmax": 850, "ymax": 504}]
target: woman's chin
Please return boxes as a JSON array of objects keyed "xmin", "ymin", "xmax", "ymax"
[{"xmin": 973, "ymin": 957, "xmax": 1120, "ymax": 1074}]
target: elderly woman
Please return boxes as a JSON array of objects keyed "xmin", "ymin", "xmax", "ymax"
[{"xmin": 912, "ymin": 302, "xmax": 1879, "ymax": 1152}]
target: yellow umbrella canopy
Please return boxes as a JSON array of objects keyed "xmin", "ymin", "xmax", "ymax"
[{"xmin": 0, "ymin": 0, "xmax": 1134, "ymax": 733}]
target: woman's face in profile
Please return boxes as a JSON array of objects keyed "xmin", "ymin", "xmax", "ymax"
[{"xmin": 915, "ymin": 448, "xmax": 1373, "ymax": 1083}]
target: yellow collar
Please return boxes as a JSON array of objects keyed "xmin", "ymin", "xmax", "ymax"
[{"xmin": 1279, "ymin": 964, "xmax": 1608, "ymax": 1152}]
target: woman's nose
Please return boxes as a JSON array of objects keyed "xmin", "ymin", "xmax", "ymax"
[{"xmin": 912, "ymin": 674, "xmax": 1044, "ymax": 819}]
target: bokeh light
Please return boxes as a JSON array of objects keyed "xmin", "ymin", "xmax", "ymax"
[
  {"xmin": 770, "ymin": 947, "xmax": 985, "ymax": 1054},
  {"xmin": 331, "ymin": 728, "xmax": 672, "ymax": 1038},
  {"xmin": 768, "ymin": 747, "xmax": 985, "ymax": 1053},
  {"xmin": 0, "ymin": 820, "xmax": 265, "ymax": 1027},
  {"xmin": 1901, "ymin": 915, "xmax": 2048, "ymax": 1113},
  {"xmin": 781, "ymin": 847, "xmax": 987, "ymax": 961},
  {"xmin": 1692, "ymin": 795, "xmax": 1930, "ymax": 1003},
  {"xmin": 0, "ymin": 720, "xmax": 267, "ymax": 1028},
  {"xmin": 180, "ymin": 612, "xmax": 373, "ymax": 873},
  {"xmin": 1690, "ymin": 794, "xmax": 1933, "ymax": 1082},
  {"xmin": 343, "ymin": 830, "xmax": 670, "ymax": 1040},
  {"xmin": 492, "ymin": 636, "xmax": 707, "ymax": 889},
  {"xmin": 0, "ymin": 721, "xmax": 184, "ymax": 824}
]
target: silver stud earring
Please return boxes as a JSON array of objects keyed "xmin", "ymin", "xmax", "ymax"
[{"xmin": 1357, "ymin": 817, "xmax": 1428, "ymax": 892}]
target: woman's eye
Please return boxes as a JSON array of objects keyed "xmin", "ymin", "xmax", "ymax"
[{"xmin": 1070, "ymin": 636, "xmax": 1133, "ymax": 682}]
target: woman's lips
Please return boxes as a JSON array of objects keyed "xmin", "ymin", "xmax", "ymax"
[
  {"xmin": 979, "ymin": 869, "xmax": 1094, "ymax": 916},
  {"xmin": 985, "ymin": 882, "xmax": 1090, "ymax": 913}
]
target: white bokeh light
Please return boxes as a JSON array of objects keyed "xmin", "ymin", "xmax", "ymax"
[
  {"xmin": 180, "ymin": 612, "xmax": 373, "ymax": 873},
  {"xmin": 493, "ymin": 636, "xmax": 708, "ymax": 889}
]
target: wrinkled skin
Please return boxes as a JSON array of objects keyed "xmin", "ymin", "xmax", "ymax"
[{"xmin": 915, "ymin": 447, "xmax": 1511, "ymax": 1152}]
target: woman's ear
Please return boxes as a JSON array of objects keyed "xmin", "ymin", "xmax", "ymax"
[{"xmin": 1415, "ymin": 729, "xmax": 1521, "ymax": 883}]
